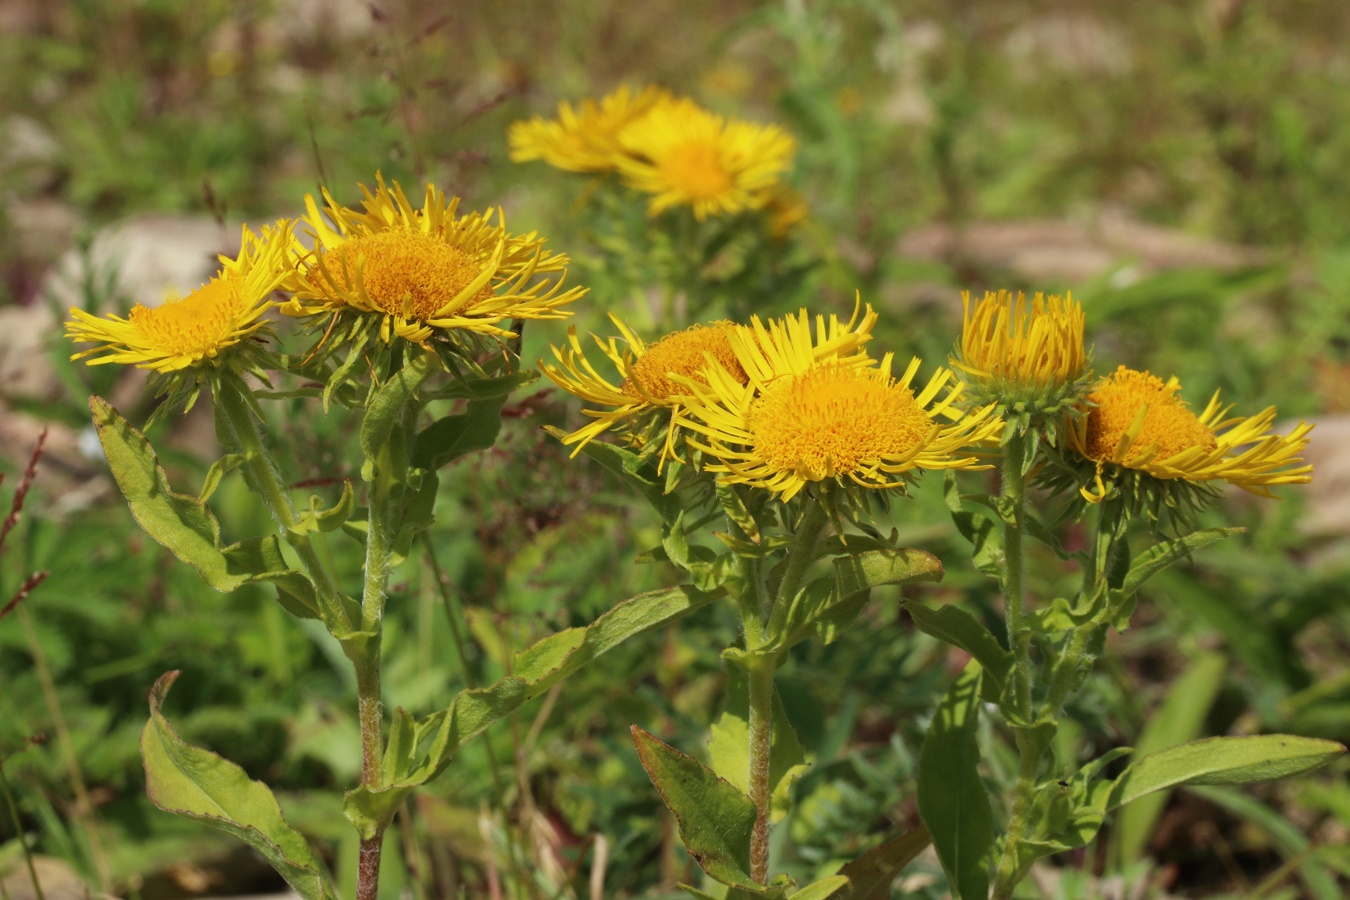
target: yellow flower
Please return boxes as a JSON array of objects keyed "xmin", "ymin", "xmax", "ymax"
[
  {"xmin": 953, "ymin": 290, "xmax": 1088, "ymax": 423},
  {"xmin": 679, "ymin": 353, "xmax": 1003, "ymax": 502},
  {"xmin": 280, "ymin": 175, "xmax": 584, "ymax": 345},
  {"xmin": 1067, "ymin": 365, "xmax": 1313, "ymax": 502},
  {"xmin": 615, "ymin": 98, "xmax": 796, "ymax": 220},
  {"xmin": 508, "ymin": 84, "xmax": 673, "ymax": 173},
  {"xmin": 542, "ymin": 302, "xmax": 877, "ymax": 461},
  {"xmin": 670, "ymin": 303, "xmax": 1000, "ymax": 500},
  {"xmin": 65, "ymin": 220, "xmax": 292, "ymax": 373}
]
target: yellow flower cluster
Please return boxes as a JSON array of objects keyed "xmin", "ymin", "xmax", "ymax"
[
  {"xmin": 64, "ymin": 175, "xmax": 586, "ymax": 375},
  {"xmin": 510, "ymin": 84, "xmax": 799, "ymax": 222},
  {"xmin": 543, "ymin": 301, "xmax": 1004, "ymax": 501},
  {"xmin": 953, "ymin": 290, "xmax": 1311, "ymax": 504}
]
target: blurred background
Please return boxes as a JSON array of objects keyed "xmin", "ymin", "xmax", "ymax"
[{"xmin": 2, "ymin": 1, "xmax": 1349, "ymax": 897}]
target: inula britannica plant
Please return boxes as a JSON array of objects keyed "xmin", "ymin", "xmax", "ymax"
[{"xmin": 59, "ymin": 92, "xmax": 1344, "ymax": 896}]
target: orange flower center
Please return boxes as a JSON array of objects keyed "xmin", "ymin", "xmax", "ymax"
[
  {"xmin": 128, "ymin": 277, "xmax": 240, "ymax": 358},
  {"xmin": 660, "ymin": 140, "xmax": 734, "ymax": 200},
  {"xmin": 1083, "ymin": 366, "xmax": 1217, "ymax": 462},
  {"xmin": 749, "ymin": 367, "xmax": 932, "ymax": 478},
  {"xmin": 622, "ymin": 322, "xmax": 746, "ymax": 402},
  {"xmin": 307, "ymin": 228, "xmax": 495, "ymax": 320}
]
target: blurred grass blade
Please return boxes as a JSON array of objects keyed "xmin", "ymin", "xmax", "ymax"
[{"xmin": 1113, "ymin": 650, "xmax": 1228, "ymax": 867}]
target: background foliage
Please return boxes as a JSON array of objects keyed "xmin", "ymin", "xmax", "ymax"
[{"xmin": 2, "ymin": 1, "xmax": 1349, "ymax": 897}]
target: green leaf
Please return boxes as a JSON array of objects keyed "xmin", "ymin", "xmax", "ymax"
[
  {"xmin": 289, "ymin": 481, "xmax": 355, "ymax": 535},
  {"xmin": 707, "ymin": 667, "xmax": 808, "ymax": 823},
  {"xmin": 198, "ymin": 453, "xmax": 244, "ymax": 503},
  {"xmin": 92, "ymin": 397, "xmax": 321, "ymax": 620},
  {"xmin": 359, "ymin": 351, "xmax": 438, "ymax": 464},
  {"xmin": 1116, "ymin": 527, "xmax": 1242, "ymax": 598},
  {"xmin": 787, "ymin": 876, "xmax": 850, "ymax": 900},
  {"xmin": 142, "ymin": 672, "xmax": 334, "ymax": 899},
  {"xmin": 902, "ymin": 602, "xmax": 1012, "ymax": 702},
  {"xmin": 343, "ymin": 584, "xmax": 721, "ymax": 837},
  {"xmin": 765, "ymin": 549, "xmax": 944, "ymax": 652},
  {"xmin": 412, "ymin": 395, "xmax": 514, "ymax": 470},
  {"xmin": 1110, "ymin": 734, "xmax": 1347, "ymax": 812},
  {"xmin": 716, "ymin": 482, "xmax": 762, "ymax": 544},
  {"xmin": 1113, "ymin": 651, "xmax": 1227, "ymax": 866},
  {"xmin": 834, "ymin": 826, "xmax": 931, "ymax": 899},
  {"xmin": 633, "ymin": 726, "xmax": 761, "ymax": 889},
  {"xmin": 917, "ymin": 661, "xmax": 992, "ymax": 900}
]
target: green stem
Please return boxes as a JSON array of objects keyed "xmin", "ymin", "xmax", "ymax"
[
  {"xmin": 0, "ymin": 762, "xmax": 43, "ymax": 900},
  {"xmin": 992, "ymin": 732, "xmax": 1041, "ymax": 899},
  {"xmin": 216, "ymin": 378, "xmax": 344, "ymax": 623},
  {"xmin": 1000, "ymin": 433, "xmax": 1032, "ymax": 719},
  {"xmin": 746, "ymin": 654, "xmax": 775, "ymax": 885},
  {"xmin": 993, "ymin": 432, "xmax": 1036, "ymax": 900}
]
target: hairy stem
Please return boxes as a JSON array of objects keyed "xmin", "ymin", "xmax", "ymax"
[
  {"xmin": 993, "ymin": 432, "xmax": 1037, "ymax": 899},
  {"xmin": 746, "ymin": 655, "xmax": 776, "ymax": 885}
]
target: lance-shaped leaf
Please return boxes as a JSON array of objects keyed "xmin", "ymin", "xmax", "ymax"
[
  {"xmin": 142, "ymin": 672, "xmax": 334, "ymax": 900},
  {"xmin": 633, "ymin": 726, "xmax": 761, "ymax": 889},
  {"xmin": 344, "ymin": 584, "xmax": 720, "ymax": 837},
  {"xmin": 902, "ymin": 602, "xmax": 1011, "ymax": 703},
  {"xmin": 413, "ymin": 397, "xmax": 511, "ymax": 470},
  {"xmin": 917, "ymin": 662, "xmax": 992, "ymax": 900},
  {"xmin": 91, "ymin": 397, "xmax": 321, "ymax": 620},
  {"xmin": 1109, "ymin": 734, "xmax": 1346, "ymax": 811},
  {"xmin": 359, "ymin": 351, "xmax": 439, "ymax": 464},
  {"xmin": 1113, "ymin": 527, "xmax": 1242, "ymax": 600},
  {"xmin": 787, "ymin": 876, "xmax": 850, "ymax": 900},
  {"xmin": 708, "ymin": 667, "xmax": 808, "ymax": 823},
  {"xmin": 834, "ymin": 826, "xmax": 931, "ymax": 899},
  {"xmin": 765, "ymin": 549, "xmax": 944, "ymax": 652}
]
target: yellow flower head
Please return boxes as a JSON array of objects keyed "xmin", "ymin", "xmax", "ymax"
[
  {"xmin": 1067, "ymin": 365, "xmax": 1313, "ymax": 503},
  {"xmin": 615, "ymin": 98, "xmax": 796, "ymax": 220},
  {"xmin": 679, "ymin": 353, "xmax": 1004, "ymax": 502},
  {"xmin": 543, "ymin": 302, "xmax": 877, "ymax": 463},
  {"xmin": 509, "ymin": 84, "xmax": 673, "ymax": 173},
  {"xmin": 65, "ymin": 220, "xmax": 292, "ymax": 373},
  {"xmin": 953, "ymin": 290, "xmax": 1089, "ymax": 425},
  {"xmin": 280, "ymin": 175, "xmax": 585, "ymax": 346},
  {"xmin": 542, "ymin": 316, "xmax": 745, "ymax": 459}
]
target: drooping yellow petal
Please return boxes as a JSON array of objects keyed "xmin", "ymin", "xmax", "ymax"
[
  {"xmin": 65, "ymin": 220, "xmax": 292, "ymax": 373},
  {"xmin": 1067, "ymin": 365, "xmax": 1313, "ymax": 501},
  {"xmin": 281, "ymin": 175, "xmax": 584, "ymax": 345}
]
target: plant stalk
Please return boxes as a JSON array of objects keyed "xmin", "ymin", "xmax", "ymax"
[
  {"xmin": 746, "ymin": 654, "xmax": 775, "ymax": 885},
  {"xmin": 993, "ymin": 432, "xmax": 1037, "ymax": 899},
  {"xmin": 216, "ymin": 378, "xmax": 344, "ymax": 620}
]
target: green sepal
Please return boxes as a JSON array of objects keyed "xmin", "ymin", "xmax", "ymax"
[
  {"xmin": 343, "ymin": 585, "xmax": 720, "ymax": 838},
  {"xmin": 708, "ymin": 666, "xmax": 809, "ymax": 823},
  {"xmin": 288, "ymin": 480, "xmax": 355, "ymax": 536},
  {"xmin": 141, "ymin": 672, "xmax": 335, "ymax": 899},
  {"xmin": 902, "ymin": 601, "xmax": 1012, "ymax": 703},
  {"xmin": 633, "ymin": 726, "xmax": 762, "ymax": 890},
  {"xmin": 1109, "ymin": 734, "xmax": 1346, "ymax": 810},
  {"xmin": 91, "ymin": 397, "xmax": 322, "ymax": 621},
  {"xmin": 917, "ymin": 661, "xmax": 993, "ymax": 900},
  {"xmin": 833, "ymin": 826, "xmax": 932, "ymax": 899}
]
